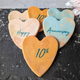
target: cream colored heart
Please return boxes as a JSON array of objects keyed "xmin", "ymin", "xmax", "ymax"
[
  {"xmin": 8, "ymin": 10, "xmax": 29, "ymax": 22},
  {"xmin": 8, "ymin": 18, "xmax": 40, "ymax": 49}
]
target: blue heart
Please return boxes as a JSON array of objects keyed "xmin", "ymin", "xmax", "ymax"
[
  {"xmin": 43, "ymin": 17, "xmax": 75, "ymax": 48},
  {"xmin": 47, "ymin": 8, "xmax": 74, "ymax": 20}
]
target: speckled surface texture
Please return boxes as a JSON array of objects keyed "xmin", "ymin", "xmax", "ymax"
[{"xmin": 0, "ymin": 9, "xmax": 80, "ymax": 80}]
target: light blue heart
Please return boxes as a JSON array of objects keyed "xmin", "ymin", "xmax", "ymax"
[
  {"xmin": 47, "ymin": 8, "xmax": 74, "ymax": 20},
  {"xmin": 43, "ymin": 16, "xmax": 75, "ymax": 48}
]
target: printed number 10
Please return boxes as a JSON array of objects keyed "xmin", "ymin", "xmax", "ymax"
[
  {"xmin": 36, "ymin": 48, "xmax": 49, "ymax": 58},
  {"xmin": 37, "ymin": 14, "xmax": 46, "ymax": 20}
]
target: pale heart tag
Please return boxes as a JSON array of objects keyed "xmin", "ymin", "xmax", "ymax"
[
  {"xmin": 8, "ymin": 18, "xmax": 40, "ymax": 49},
  {"xmin": 47, "ymin": 8, "xmax": 74, "ymax": 20},
  {"xmin": 22, "ymin": 36, "xmax": 58, "ymax": 77},
  {"xmin": 8, "ymin": 10, "xmax": 29, "ymax": 22},
  {"xmin": 28, "ymin": 6, "xmax": 48, "ymax": 32},
  {"xmin": 43, "ymin": 17, "xmax": 75, "ymax": 48}
]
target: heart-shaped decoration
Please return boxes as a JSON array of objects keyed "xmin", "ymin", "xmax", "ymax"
[
  {"xmin": 43, "ymin": 17, "xmax": 75, "ymax": 48},
  {"xmin": 47, "ymin": 8, "xmax": 74, "ymax": 20},
  {"xmin": 8, "ymin": 18, "xmax": 40, "ymax": 49},
  {"xmin": 28, "ymin": 6, "xmax": 48, "ymax": 32},
  {"xmin": 8, "ymin": 10, "xmax": 29, "ymax": 22},
  {"xmin": 22, "ymin": 36, "xmax": 58, "ymax": 77}
]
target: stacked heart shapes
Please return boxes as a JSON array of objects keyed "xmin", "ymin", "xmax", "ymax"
[
  {"xmin": 43, "ymin": 8, "xmax": 75, "ymax": 48},
  {"xmin": 8, "ymin": 6, "xmax": 75, "ymax": 77}
]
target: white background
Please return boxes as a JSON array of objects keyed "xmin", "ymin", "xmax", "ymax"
[{"xmin": 0, "ymin": 0, "xmax": 70, "ymax": 8}]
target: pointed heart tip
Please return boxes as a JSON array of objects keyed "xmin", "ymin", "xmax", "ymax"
[{"xmin": 22, "ymin": 36, "xmax": 58, "ymax": 77}]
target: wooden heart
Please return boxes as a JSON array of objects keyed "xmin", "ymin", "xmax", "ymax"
[
  {"xmin": 8, "ymin": 18, "xmax": 40, "ymax": 49},
  {"xmin": 8, "ymin": 10, "xmax": 29, "ymax": 22},
  {"xmin": 22, "ymin": 36, "xmax": 58, "ymax": 77},
  {"xmin": 47, "ymin": 8, "xmax": 74, "ymax": 20},
  {"xmin": 28, "ymin": 6, "xmax": 48, "ymax": 32},
  {"xmin": 43, "ymin": 17, "xmax": 75, "ymax": 48}
]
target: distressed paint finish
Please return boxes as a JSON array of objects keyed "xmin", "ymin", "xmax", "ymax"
[
  {"xmin": 8, "ymin": 18, "xmax": 40, "ymax": 49},
  {"xmin": 28, "ymin": 6, "xmax": 48, "ymax": 32},
  {"xmin": 47, "ymin": 8, "xmax": 74, "ymax": 19},
  {"xmin": 43, "ymin": 17, "xmax": 75, "ymax": 48},
  {"xmin": 22, "ymin": 36, "xmax": 58, "ymax": 77},
  {"xmin": 8, "ymin": 10, "xmax": 29, "ymax": 22}
]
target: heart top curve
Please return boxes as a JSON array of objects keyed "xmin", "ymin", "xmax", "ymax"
[
  {"xmin": 8, "ymin": 10, "xmax": 29, "ymax": 22},
  {"xmin": 43, "ymin": 16, "xmax": 75, "ymax": 48},
  {"xmin": 22, "ymin": 36, "xmax": 58, "ymax": 77},
  {"xmin": 47, "ymin": 8, "xmax": 74, "ymax": 20},
  {"xmin": 8, "ymin": 18, "xmax": 40, "ymax": 49},
  {"xmin": 28, "ymin": 6, "xmax": 48, "ymax": 32}
]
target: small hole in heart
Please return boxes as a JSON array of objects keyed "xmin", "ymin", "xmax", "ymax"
[
  {"xmin": 56, "ymin": 18, "xmax": 60, "ymax": 21},
  {"xmin": 54, "ymin": 17, "xmax": 60, "ymax": 21},
  {"xmin": 19, "ymin": 18, "xmax": 26, "ymax": 22},
  {"xmin": 21, "ymin": 20, "xmax": 26, "ymax": 22}
]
